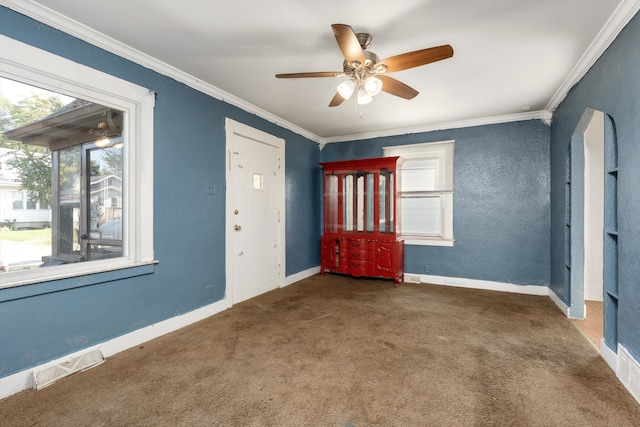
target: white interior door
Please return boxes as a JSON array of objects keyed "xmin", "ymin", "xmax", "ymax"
[{"xmin": 225, "ymin": 119, "xmax": 285, "ymax": 304}]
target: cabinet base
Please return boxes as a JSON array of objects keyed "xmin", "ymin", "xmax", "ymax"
[{"xmin": 320, "ymin": 270, "xmax": 404, "ymax": 287}]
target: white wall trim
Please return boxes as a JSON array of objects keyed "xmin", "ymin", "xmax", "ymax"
[
  {"xmin": 323, "ymin": 110, "xmax": 552, "ymax": 144},
  {"xmin": 0, "ymin": 297, "xmax": 231, "ymax": 400},
  {"xmin": 601, "ymin": 339, "xmax": 618, "ymax": 372},
  {"xmin": 545, "ymin": 0, "xmax": 640, "ymax": 113},
  {"xmin": 13, "ymin": 0, "xmax": 635, "ymax": 148},
  {"xmin": 0, "ymin": 0, "xmax": 321, "ymax": 146},
  {"xmin": 408, "ymin": 273, "xmax": 549, "ymax": 296},
  {"xmin": 3, "ymin": 1, "xmax": 636, "ymax": 144},
  {"xmin": 284, "ymin": 266, "xmax": 320, "ymax": 287},
  {"xmin": 548, "ymin": 288, "xmax": 571, "ymax": 317}
]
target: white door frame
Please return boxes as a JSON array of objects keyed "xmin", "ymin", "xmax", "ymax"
[
  {"xmin": 224, "ymin": 118, "xmax": 286, "ymax": 305},
  {"xmin": 583, "ymin": 110, "xmax": 604, "ymax": 303},
  {"xmin": 569, "ymin": 108, "xmax": 604, "ymax": 318}
]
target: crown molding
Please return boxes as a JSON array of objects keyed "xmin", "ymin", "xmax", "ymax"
[
  {"xmin": 545, "ymin": 0, "xmax": 640, "ymax": 113},
  {"xmin": 2, "ymin": 0, "xmax": 635, "ymax": 147},
  {"xmin": 322, "ymin": 110, "xmax": 552, "ymax": 145},
  {"xmin": 0, "ymin": 0, "xmax": 323, "ymax": 145}
]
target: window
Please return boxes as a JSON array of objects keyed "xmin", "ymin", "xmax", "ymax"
[
  {"xmin": 26, "ymin": 196, "xmax": 37, "ymax": 210},
  {"xmin": 0, "ymin": 35, "xmax": 154, "ymax": 287},
  {"xmin": 12, "ymin": 191, "xmax": 24, "ymax": 209},
  {"xmin": 384, "ymin": 141, "xmax": 454, "ymax": 246}
]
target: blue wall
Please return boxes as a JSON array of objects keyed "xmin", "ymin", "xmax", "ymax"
[
  {"xmin": 2, "ymin": 3, "xmax": 638, "ymax": 382},
  {"xmin": 0, "ymin": 7, "xmax": 320, "ymax": 377},
  {"xmin": 321, "ymin": 120, "xmax": 551, "ymax": 286},
  {"xmin": 550, "ymin": 11, "xmax": 640, "ymax": 357}
]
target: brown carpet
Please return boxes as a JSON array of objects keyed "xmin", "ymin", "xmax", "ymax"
[{"xmin": 2, "ymin": 274, "xmax": 639, "ymax": 426}]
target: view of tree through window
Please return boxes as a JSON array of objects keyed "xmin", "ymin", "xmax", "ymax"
[{"xmin": 0, "ymin": 77, "xmax": 124, "ymax": 273}]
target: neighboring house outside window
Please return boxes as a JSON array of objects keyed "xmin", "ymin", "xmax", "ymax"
[{"xmin": 384, "ymin": 141, "xmax": 454, "ymax": 246}]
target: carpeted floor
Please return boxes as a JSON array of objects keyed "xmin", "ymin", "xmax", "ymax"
[{"xmin": 1, "ymin": 274, "xmax": 639, "ymax": 426}]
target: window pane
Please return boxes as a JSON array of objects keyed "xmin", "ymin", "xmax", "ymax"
[
  {"xmin": 0, "ymin": 77, "xmax": 125, "ymax": 272},
  {"xmin": 401, "ymin": 196, "xmax": 442, "ymax": 236},
  {"xmin": 12, "ymin": 192, "xmax": 24, "ymax": 209},
  {"xmin": 58, "ymin": 145, "xmax": 81, "ymax": 256},
  {"xmin": 88, "ymin": 144, "xmax": 123, "ymax": 260},
  {"xmin": 402, "ymin": 158, "xmax": 439, "ymax": 191}
]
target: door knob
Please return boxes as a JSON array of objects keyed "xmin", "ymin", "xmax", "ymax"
[{"xmin": 234, "ymin": 225, "xmax": 241, "ymax": 231}]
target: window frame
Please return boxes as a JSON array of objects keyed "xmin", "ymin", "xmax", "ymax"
[
  {"xmin": 383, "ymin": 140, "xmax": 454, "ymax": 247},
  {"xmin": 0, "ymin": 35, "xmax": 155, "ymax": 288}
]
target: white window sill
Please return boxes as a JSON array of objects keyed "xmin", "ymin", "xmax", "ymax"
[
  {"xmin": 403, "ymin": 237, "xmax": 454, "ymax": 247},
  {"xmin": 0, "ymin": 260, "xmax": 158, "ymax": 295}
]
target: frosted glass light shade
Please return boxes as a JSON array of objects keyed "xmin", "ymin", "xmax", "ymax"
[
  {"xmin": 337, "ymin": 80, "xmax": 355, "ymax": 99},
  {"xmin": 357, "ymin": 89, "xmax": 373, "ymax": 105},
  {"xmin": 364, "ymin": 76, "xmax": 383, "ymax": 96}
]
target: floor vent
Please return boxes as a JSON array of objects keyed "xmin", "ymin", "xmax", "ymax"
[
  {"xmin": 33, "ymin": 348, "xmax": 105, "ymax": 390},
  {"xmin": 618, "ymin": 345, "xmax": 640, "ymax": 404}
]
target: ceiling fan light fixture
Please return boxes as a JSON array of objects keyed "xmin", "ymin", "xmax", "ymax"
[
  {"xmin": 357, "ymin": 88, "xmax": 373, "ymax": 105},
  {"xmin": 337, "ymin": 79, "xmax": 355, "ymax": 99},
  {"xmin": 364, "ymin": 76, "xmax": 383, "ymax": 96}
]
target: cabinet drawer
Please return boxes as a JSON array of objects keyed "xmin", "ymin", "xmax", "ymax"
[
  {"xmin": 345, "ymin": 260, "xmax": 373, "ymax": 276},
  {"xmin": 347, "ymin": 250, "xmax": 371, "ymax": 261},
  {"xmin": 344, "ymin": 239, "xmax": 372, "ymax": 251}
]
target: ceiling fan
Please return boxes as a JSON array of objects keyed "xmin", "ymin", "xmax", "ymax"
[{"xmin": 276, "ymin": 24, "xmax": 454, "ymax": 107}]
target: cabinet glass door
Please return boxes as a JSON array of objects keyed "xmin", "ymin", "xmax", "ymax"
[
  {"xmin": 366, "ymin": 173, "xmax": 374, "ymax": 232},
  {"xmin": 325, "ymin": 174, "xmax": 338, "ymax": 233},
  {"xmin": 379, "ymin": 169, "xmax": 394, "ymax": 233},
  {"xmin": 343, "ymin": 174, "xmax": 354, "ymax": 231}
]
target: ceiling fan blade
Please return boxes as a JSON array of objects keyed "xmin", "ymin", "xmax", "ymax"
[
  {"xmin": 376, "ymin": 45, "xmax": 453, "ymax": 73},
  {"xmin": 331, "ymin": 24, "xmax": 366, "ymax": 65},
  {"xmin": 378, "ymin": 75, "xmax": 419, "ymax": 99},
  {"xmin": 276, "ymin": 72, "xmax": 344, "ymax": 78},
  {"xmin": 329, "ymin": 92, "xmax": 346, "ymax": 107}
]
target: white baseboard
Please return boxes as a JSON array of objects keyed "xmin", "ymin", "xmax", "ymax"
[
  {"xmin": 0, "ymin": 297, "xmax": 231, "ymax": 400},
  {"xmin": 415, "ymin": 273, "xmax": 549, "ymax": 296},
  {"xmin": 284, "ymin": 266, "xmax": 320, "ymax": 287},
  {"xmin": 548, "ymin": 288, "xmax": 570, "ymax": 316},
  {"xmin": 601, "ymin": 339, "xmax": 618, "ymax": 372}
]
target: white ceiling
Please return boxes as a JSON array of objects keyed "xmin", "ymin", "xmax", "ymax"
[{"xmin": 4, "ymin": 0, "xmax": 639, "ymax": 143}]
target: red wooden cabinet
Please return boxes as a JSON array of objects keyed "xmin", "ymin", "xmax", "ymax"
[{"xmin": 319, "ymin": 156, "xmax": 404, "ymax": 285}]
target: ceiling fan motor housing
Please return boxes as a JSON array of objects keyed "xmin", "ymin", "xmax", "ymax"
[{"xmin": 343, "ymin": 50, "xmax": 380, "ymax": 73}]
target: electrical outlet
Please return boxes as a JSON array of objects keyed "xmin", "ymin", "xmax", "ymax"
[
  {"xmin": 205, "ymin": 285, "xmax": 214, "ymax": 299},
  {"xmin": 424, "ymin": 264, "xmax": 431, "ymax": 274},
  {"xmin": 205, "ymin": 182, "xmax": 216, "ymax": 195}
]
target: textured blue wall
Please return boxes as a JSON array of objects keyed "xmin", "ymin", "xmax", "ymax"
[
  {"xmin": 321, "ymin": 120, "xmax": 551, "ymax": 286},
  {"xmin": 550, "ymin": 11, "xmax": 640, "ymax": 358},
  {"xmin": 0, "ymin": 6, "xmax": 320, "ymax": 376}
]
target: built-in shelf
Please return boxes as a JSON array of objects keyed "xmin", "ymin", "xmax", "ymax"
[{"xmin": 603, "ymin": 114, "xmax": 618, "ymax": 350}]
